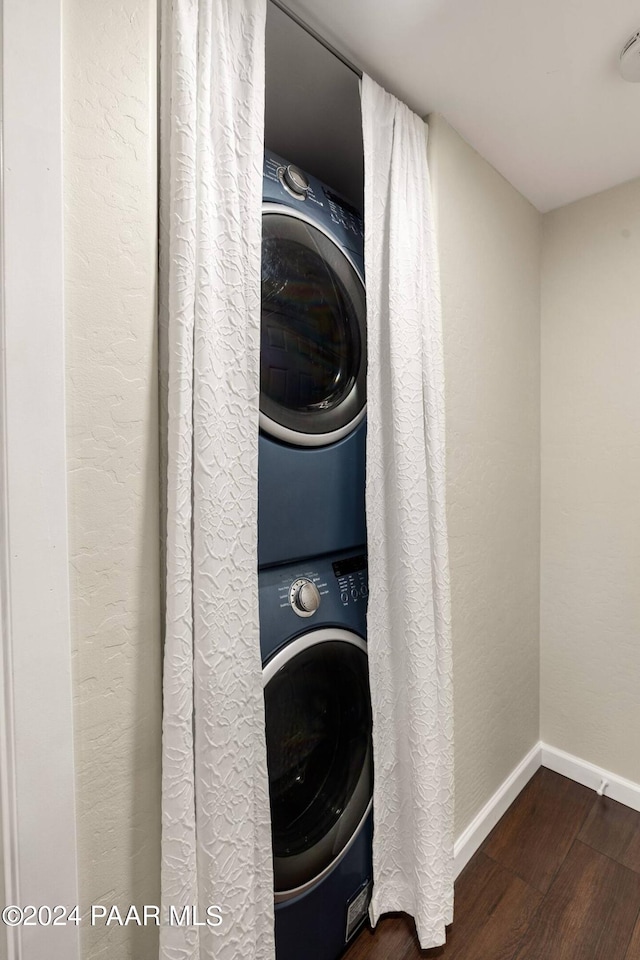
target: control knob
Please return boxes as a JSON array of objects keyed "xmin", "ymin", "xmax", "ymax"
[
  {"xmin": 281, "ymin": 164, "xmax": 310, "ymax": 199},
  {"xmin": 289, "ymin": 578, "xmax": 321, "ymax": 617}
]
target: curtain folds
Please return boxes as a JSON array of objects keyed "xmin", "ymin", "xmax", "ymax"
[
  {"xmin": 362, "ymin": 74, "xmax": 454, "ymax": 949},
  {"xmin": 159, "ymin": 2, "xmax": 274, "ymax": 958}
]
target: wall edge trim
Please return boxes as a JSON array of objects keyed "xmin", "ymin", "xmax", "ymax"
[
  {"xmin": 453, "ymin": 740, "xmax": 640, "ymax": 881},
  {"xmin": 1, "ymin": 0, "xmax": 80, "ymax": 955},
  {"xmin": 453, "ymin": 742, "xmax": 542, "ymax": 877},
  {"xmin": 541, "ymin": 743, "xmax": 640, "ymax": 813}
]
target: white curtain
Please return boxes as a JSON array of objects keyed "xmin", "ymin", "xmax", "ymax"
[
  {"xmin": 362, "ymin": 74, "xmax": 454, "ymax": 949},
  {"xmin": 159, "ymin": 2, "xmax": 274, "ymax": 959}
]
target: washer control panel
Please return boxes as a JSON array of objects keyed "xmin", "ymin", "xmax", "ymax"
[
  {"xmin": 270, "ymin": 552, "xmax": 368, "ymax": 618},
  {"xmin": 333, "ymin": 552, "xmax": 368, "ymax": 607},
  {"xmin": 260, "ymin": 551, "xmax": 368, "ymax": 660}
]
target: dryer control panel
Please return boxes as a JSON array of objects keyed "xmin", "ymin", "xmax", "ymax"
[
  {"xmin": 264, "ymin": 153, "xmax": 324, "ymax": 208},
  {"xmin": 324, "ymin": 189, "xmax": 364, "ymax": 241},
  {"xmin": 263, "ymin": 150, "xmax": 364, "ymax": 253}
]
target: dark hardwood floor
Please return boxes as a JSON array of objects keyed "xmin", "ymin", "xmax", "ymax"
[{"xmin": 344, "ymin": 768, "xmax": 640, "ymax": 960}]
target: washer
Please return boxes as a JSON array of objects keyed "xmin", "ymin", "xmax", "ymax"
[
  {"xmin": 259, "ymin": 548, "xmax": 372, "ymax": 960},
  {"xmin": 258, "ymin": 151, "xmax": 367, "ymax": 567}
]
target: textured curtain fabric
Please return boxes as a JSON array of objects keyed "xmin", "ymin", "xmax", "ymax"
[
  {"xmin": 361, "ymin": 74, "xmax": 454, "ymax": 949},
  {"xmin": 159, "ymin": 2, "xmax": 274, "ymax": 958}
]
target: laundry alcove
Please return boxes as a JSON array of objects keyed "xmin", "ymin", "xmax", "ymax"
[{"xmin": 4, "ymin": 2, "xmax": 640, "ymax": 960}]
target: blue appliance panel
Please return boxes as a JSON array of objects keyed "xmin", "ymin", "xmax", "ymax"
[
  {"xmin": 263, "ymin": 150, "xmax": 364, "ymax": 261},
  {"xmin": 258, "ymin": 422, "xmax": 366, "ymax": 569},
  {"xmin": 274, "ymin": 814, "xmax": 373, "ymax": 960},
  {"xmin": 258, "ymin": 548, "xmax": 368, "ymax": 664},
  {"xmin": 259, "ymin": 549, "xmax": 371, "ymax": 960},
  {"xmin": 259, "ymin": 149, "xmax": 366, "ymax": 566}
]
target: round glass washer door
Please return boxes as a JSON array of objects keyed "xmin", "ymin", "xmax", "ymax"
[
  {"xmin": 260, "ymin": 205, "xmax": 366, "ymax": 447},
  {"xmin": 262, "ymin": 628, "xmax": 372, "ymax": 901}
]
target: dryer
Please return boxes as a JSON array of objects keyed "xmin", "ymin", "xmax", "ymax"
[
  {"xmin": 259, "ymin": 548, "xmax": 372, "ymax": 960},
  {"xmin": 258, "ymin": 151, "xmax": 367, "ymax": 567}
]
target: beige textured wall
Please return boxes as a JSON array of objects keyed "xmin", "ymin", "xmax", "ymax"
[
  {"xmin": 428, "ymin": 115, "xmax": 541, "ymax": 835},
  {"xmin": 541, "ymin": 177, "xmax": 640, "ymax": 784},
  {"xmin": 63, "ymin": 1, "xmax": 161, "ymax": 958}
]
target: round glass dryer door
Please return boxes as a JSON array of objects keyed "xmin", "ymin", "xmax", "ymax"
[
  {"xmin": 262, "ymin": 628, "xmax": 372, "ymax": 900},
  {"xmin": 260, "ymin": 206, "xmax": 366, "ymax": 446}
]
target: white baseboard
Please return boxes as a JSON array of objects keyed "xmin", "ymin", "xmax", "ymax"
[
  {"xmin": 541, "ymin": 742, "xmax": 640, "ymax": 814},
  {"xmin": 452, "ymin": 739, "xmax": 640, "ymax": 879},
  {"xmin": 453, "ymin": 742, "xmax": 542, "ymax": 877},
  {"xmin": 452, "ymin": 740, "xmax": 640, "ymax": 879}
]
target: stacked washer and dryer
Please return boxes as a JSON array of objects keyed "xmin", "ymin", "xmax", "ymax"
[{"xmin": 258, "ymin": 150, "xmax": 372, "ymax": 960}]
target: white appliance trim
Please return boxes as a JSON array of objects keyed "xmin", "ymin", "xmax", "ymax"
[
  {"xmin": 263, "ymin": 626, "xmax": 371, "ymax": 902},
  {"xmin": 259, "ymin": 201, "xmax": 366, "ymax": 447},
  {"xmin": 0, "ymin": 1, "xmax": 80, "ymax": 957},
  {"xmin": 262, "ymin": 625, "xmax": 366, "ymax": 683}
]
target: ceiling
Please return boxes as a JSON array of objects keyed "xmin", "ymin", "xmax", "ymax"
[{"xmin": 281, "ymin": 0, "xmax": 640, "ymax": 212}]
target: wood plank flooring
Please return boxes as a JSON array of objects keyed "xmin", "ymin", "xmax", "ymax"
[{"xmin": 343, "ymin": 768, "xmax": 640, "ymax": 960}]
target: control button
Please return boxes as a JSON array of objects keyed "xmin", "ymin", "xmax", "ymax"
[
  {"xmin": 340, "ymin": 592, "xmax": 349, "ymax": 604},
  {"xmin": 361, "ymin": 585, "xmax": 368, "ymax": 598},
  {"xmin": 278, "ymin": 164, "xmax": 310, "ymax": 200},
  {"xmin": 298, "ymin": 580, "xmax": 320, "ymax": 612},
  {"xmin": 283, "ymin": 164, "xmax": 309, "ymax": 197},
  {"xmin": 351, "ymin": 588, "xmax": 359, "ymax": 600},
  {"xmin": 289, "ymin": 578, "xmax": 321, "ymax": 618}
]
